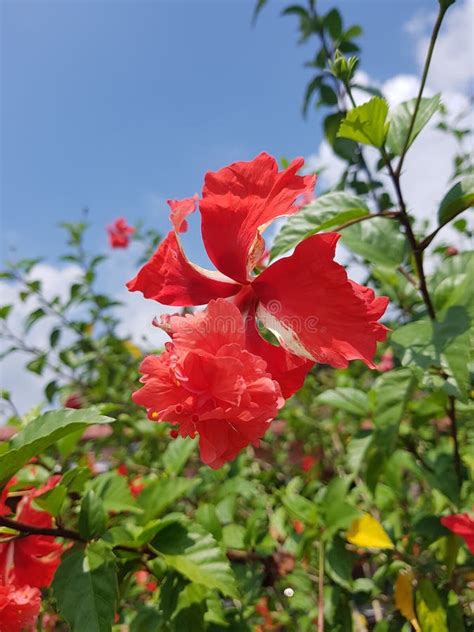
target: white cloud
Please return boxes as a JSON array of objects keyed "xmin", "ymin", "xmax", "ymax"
[
  {"xmin": 0, "ymin": 254, "xmax": 172, "ymax": 418},
  {"xmin": 406, "ymin": 0, "xmax": 474, "ymax": 94},
  {"xmin": 0, "ymin": 263, "xmax": 82, "ymax": 418}
]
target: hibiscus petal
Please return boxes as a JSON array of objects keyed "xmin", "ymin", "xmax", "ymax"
[
  {"xmin": 0, "ymin": 584, "xmax": 41, "ymax": 632},
  {"xmin": 200, "ymin": 152, "xmax": 316, "ymax": 283},
  {"xmin": 126, "ymin": 231, "xmax": 240, "ymax": 306},
  {"xmin": 252, "ymin": 233, "xmax": 389, "ymax": 368},
  {"xmin": 245, "ymin": 307, "xmax": 313, "ymax": 399},
  {"xmin": 159, "ymin": 299, "xmax": 246, "ymax": 353},
  {"xmin": 197, "ymin": 416, "xmax": 271, "ymax": 469},
  {"xmin": 441, "ymin": 514, "xmax": 474, "ymax": 553},
  {"xmin": 168, "ymin": 195, "xmax": 198, "ymax": 234}
]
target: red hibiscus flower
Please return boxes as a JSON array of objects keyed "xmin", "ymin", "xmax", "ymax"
[
  {"xmin": 132, "ymin": 299, "xmax": 284, "ymax": 468},
  {"xmin": 0, "ymin": 584, "xmax": 41, "ymax": 632},
  {"xmin": 107, "ymin": 217, "xmax": 135, "ymax": 249},
  {"xmin": 0, "ymin": 477, "xmax": 64, "ymax": 589},
  {"xmin": 441, "ymin": 513, "xmax": 474, "ymax": 554},
  {"xmin": 127, "ymin": 153, "xmax": 388, "ymax": 397}
]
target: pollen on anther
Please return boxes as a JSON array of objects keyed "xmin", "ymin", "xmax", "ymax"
[{"xmin": 151, "ymin": 411, "xmax": 159, "ymax": 420}]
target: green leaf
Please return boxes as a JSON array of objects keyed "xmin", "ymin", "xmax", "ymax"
[
  {"xmin": 152, "ymin": 522, "xmax": 238, "ymax": 598},
  {"xmin": 325, "ymin": 537, "xmax": 354, "ymax": 590},
  {"xmin": 61, "ymin": 466, "xmax": 91, "ymax": 493},
  {"xmin": 391, "ymin": 307, "xmax": 471, "ymax": 401},
  {"xmin": 34, "ymin": 484, "xmax": 67, "ymax": 517},
  {"xmin": 25, "ymin": 307, "xmax": 46, "ymax": 332},
  {"xmin": 90, "ymin": 472, "xmax": 139, "ymax": 514},
  {"xmin": 321, "ymin": 478, "xmax": 360, "ymax": 536},
  {"xmin": 319, "ymin": 83, "xmax": 338, "ymax": 106},
  {"xmin": 130, "ymin": 607, "xmax": 162, "ymax": 632},
  {"xmin": 416, "ymin": 579, "xmax": 448, "ymax": 632},
  {"xmin": 138, "ymin": 477, "xmax": 198, "ymax": 523},
  {"xmin": 316, "ymin": 387, "xmax": 369, "ymax": 416},
  {"xmin": 252, "ymin": 0, "xmax": 268, "ymax": 24},
  {"xmin": 0, "ymin": 408, "xmax": 113, "ymax": 484},
  {"xmin": 437, "ymin": 175, "xmax": 474, "ymax": 227},
  {"xmin": 53, "ymin": 542, "xmax": 118, "ymax": 632},
  {"xmin": 79, "ymin": 490, "xmax": 107, "ymax": 539},
  {"xmin": 372, "ymin": 369, "xmax": 417, "ymax": 454},
  {"xmin": 282, "ymin": 492, "xmax": 318, "ymax": 526},
  {"xmin": 195, "ymin": 503, "xmax": 222, "ymax": 541},
  {"xmin": 337, "ymin": 97, "xmax": 389, "ymax": 147},
  {"xmin": 50, "ymin": 327, "xmax": 61, "ymax": 348},
  {"xmin": 45, "ymin": 380, "xmax": 58, "ymax": 403},
  {"xmin": 346, "ymin": 431, "xmax": 373, "ymax": 475},
  {"xmin": 447, "ymin": 590, "xmax": 466, "ymax": 632},
  {"xmin": 271, "ymin": 192, "xmax": 370, "ymax": 259},
  {"xmin": 162, "ymin": 436, "xmax": 197, "ymax": 476},
  {"xmin": 386, "ymin": 94, "xmax": 441, "ymax": 154},
  {"xmin": 324, "ymin": 8, "xmax": 343, "ymax": 40},
  {"xmin": 26, "ymin": 355, "xmax": 47, "ymax": 375},
  {"xmin": 340, "ymin": 216, "xmax": 406, "ymax": 266},
  {"xmin": 222, "ymin": 524, "xmax": 246, "ymax": 549},
  {"xmin": 0, "ymin": 305, "xmax": 13, "ymax": 320}
]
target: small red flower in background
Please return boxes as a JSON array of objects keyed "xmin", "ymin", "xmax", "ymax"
[
  {"xmin": 376, "ymin": 349, "xmax": 394, "ymax": 372},
  {"xmin": 134, "ymin": 570, "xmax": 158, "ymax": 592},
  {"xmin": 133, "ymin": 299, "xmax": 284, "ymax": 469},
  {"xmin": 128, "ymin": 152, "xmax": 388, "ymax": 399},
  {"xmin": 441, "ymin": 513, "xmax": 474, "ymax": 554},
  {"xmin": 301, "ymin": 454, "xmax": 316, "ymax": 472},
  {"xmin": 129, "ymin": 476, "xmax": 145, "ymax": 497},
  {"xmin": 445, "ymin": 245, "xmax": 459, "ymax": 257},
  {"xmin": 0, "ymin": 584, "xmax": 41, "ymax": 632},
  {"xmin": 0, "ymin": 476, "xmax": 64, "ymax": 589},
  {"xmin": 64, "ymin": 393, "xmax": 82, "ymax": 409},
  {"xmin": 293, "ymin": 520, "xmax": 305, "ymax": 535},
  {"xmin": 107, "ymin": 217, "xmax": 135, "ymax": 249}
]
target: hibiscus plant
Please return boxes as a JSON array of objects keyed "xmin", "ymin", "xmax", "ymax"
[{"xmin": 0, "ymin": 0, "xmax": 473, "ymax": 630}]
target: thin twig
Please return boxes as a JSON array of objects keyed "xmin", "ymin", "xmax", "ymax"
[
  {"xmin": 0, "ymin": 515, "xmax": 85, "ymax": 542},
  {"xmin": 381, "ymin": 147, "xmax": 436, "ymax": 320},
  {"xmin": 397, "ymin": 265, "xmax": 418, "ymax": 288}
]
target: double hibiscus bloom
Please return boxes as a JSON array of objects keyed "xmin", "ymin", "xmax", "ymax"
[{"xmin": 128, "ymin": 152, "xmax": 389, "ymax": 467}]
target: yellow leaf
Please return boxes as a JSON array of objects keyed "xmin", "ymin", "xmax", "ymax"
[
  {"xmin": 346, "ymin": 513, "xmax": 394, "ymax": 549},
  {"xmin": 395, "ymin": 570, "xmax": 421, "ymax": 632},
  {"xmin": 124, "ymin": 340, "xmax": 142, "ymax": 359}
]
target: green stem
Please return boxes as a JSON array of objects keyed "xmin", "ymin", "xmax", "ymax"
[
  {"xmin": 381, "ymin": 147, "xmax": 436, "ymax": 320},
  {"xmin": 318, "ymin": 540, "xmax": 325, "ymax": 632},
  {"xmin": 447, "ymin": 395, "xmax": 462, "ymax": 489},
  {"xmin": 395, "ymin": 5, "xmax": 449, "ymax": 177}
]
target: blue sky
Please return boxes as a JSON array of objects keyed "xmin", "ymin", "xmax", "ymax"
[{"xmin": 1, "ymin": 0, "xmax": 435, "ymax": 265}]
